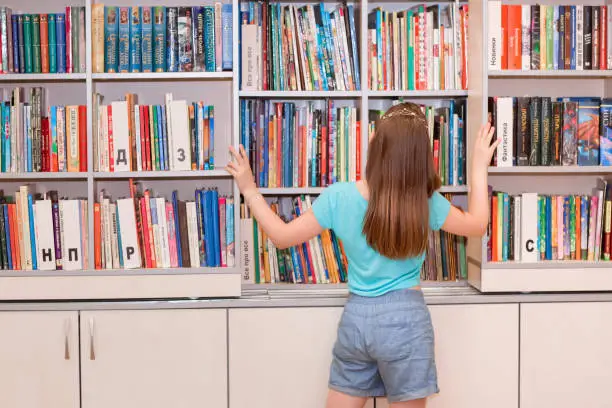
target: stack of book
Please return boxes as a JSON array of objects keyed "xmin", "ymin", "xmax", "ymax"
[
  {"xmin": 367, "ymin": 4, "xmax": 469, "ymax": 91},
  {"xmin": 93, "ymin": 4, "xmax": 233, "ymax": 73},
  {"xmin": 488, "ymin": 179, "xmax": 612, "ymax": 262},
  {"xmin": 93, "ymin": 92, "xmax": 215, "ymax": 172},
  {"xmin": 488, "ymin": 2, "xmax": 612, "ymax": 71},
  {"xmin": 95, "ymin": 180, "xmax": 235, "ymax": 270},
  {"xmin": 241, "ymin": 99, "xmax": 360, "ymax": 187},
  {"xmin": 240, "ymin": 2, "xmax": 360, "ymax": 91},
  {"xmin": 422, "ymin": 230, "xmax": 467, "ymax": 281},
  {"xmin": 490, "ymin": 96, "xmax": 612, "ymax": 167},
  {"xmin": 0, "ymin": 187, "xmax": 87, "ymax": 271},
  {"xmin": 1, "ymin": 87, "xmax": 86, "ymax": 173},
  {"xmin": 0, "ymin": 7, "xmax": 86, "ymax": 74},
  {"xmin": 240, "ymin": 195, "xmax": 348, "ymax": 284},
  {"xmin": 368, "ymin": 99, "xmax": 466, "ymax": 186}
]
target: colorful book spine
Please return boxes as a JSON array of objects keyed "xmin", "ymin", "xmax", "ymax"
[
  {"xmin": 56, "ymin": 13, "xmax": 66, "ymax": 73},
  {"xmin": 130, "ymin": 7, "xmax": 142, "ymax": 73},
  {"xmin": 104, "ymin": 7, "xmax": 119, "ymax": 73},
  {"xmin": 153, "ymin": 6, "xmax": 166, "ymax": 72},
  {"xmin": 118, "ymin": 7, "xmax": 130, "ymax": 72},
  {"xmin": 141, "ymin": 7, "xmax": 153, "ymax": 72}
]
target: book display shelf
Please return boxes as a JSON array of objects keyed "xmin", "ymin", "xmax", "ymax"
[
  {"xmin": 468, "ymin": 0, "xmax": 612, "ymax": 292},
  {"xmin": 1, "ymin": 0, "xmax": 473, "ymax": 299}
]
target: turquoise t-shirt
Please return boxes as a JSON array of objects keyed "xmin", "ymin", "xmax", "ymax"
[{"xmin": 311, "ymin": 182, "xmax": 451, "ymax": 297}]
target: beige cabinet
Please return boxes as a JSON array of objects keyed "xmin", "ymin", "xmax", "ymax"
[
  {"xmin": 377, "ymin": 304, "xmax": 519, "ymax": 408},
  {"xmin": 521, "ymin": 302, "xmax": 612, "ymax": 408},
  {"xmin": 0, "ymin": 311, "xmax": 79, "ymax": 408},
  {"xmin": 80, "ymin": 309, "xmax": 227, "ymax": 408},
  {"xmin": 229, "ymin": 307, "xmax": 374, "ymax": 408}
]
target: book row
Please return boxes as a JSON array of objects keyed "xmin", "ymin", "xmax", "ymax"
[
  {"xmin": 490, "ymin": 96, "xmax": 611, "ymax": 167},
  {"xmin": 241, "ymin": 99, "xmax": 360, "ymax": 188},
  {"xmin": 488, "ymin": 3, "xmax": 612, "ymax": 71},
  {"xmin": 93, "ymin": 4, "xmax": 232, "ymax": 74},
  {"xmin": 0, "ymin": 87, "xmax": 86, "ymax": 173},
  {"xmin": 368, "ymin": 99, "xmax": 466, "ymax": 186},
  {"xmin": 0, "ymin": 7, "xmax": 86, "ymax": 74},
  {"xmin": 240, "ymin": 195, "xmax": 347, "ymax": 284},
  {"xmin": 488, "ymin": 180, "xmax": 612, "ymax": 263},
  {"xmin": 0, "ymin": 187, "xmax": 87, "ymax": 271},
  {"xmin": 422, "ymin": 226, "xmax": 466, "ymax": 281},
  {"xmin": 93, "ymin": 93, "xmax": 215, "ymax": 173},
  {"xmin": 240, "ymin": 2, "xmax": 360, "ymax": 91},
  {"xmin": 96, "ymin": 182, "xmax": 234, "ymax": 270},
  {"xmin": 368, "ymin": 4, "xmax": 468, "ymax": 91}
]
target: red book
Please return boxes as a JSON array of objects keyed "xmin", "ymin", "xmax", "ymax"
[
  {"xmin": 143, "ymin": 106, "xmax": 151, "ymax": 171},
  {"xmin": 78, "ymin": 105, "xmax": 87, "ymax": 171},
  {"xmin": 107, "ymin": 105, "xmax": 114, "ymax": 172},
  {"xmin": 139, "ymin": 197, "xmax": 151, "ymax": 268},
  {"xmin": 94, "ymin": 203, "xmax": 102, "ymax": 269},
  {"xmin": 501, "ymin": 5, "xmax": 508, "ymax": 70},
  {"xmin": 602, "ymin": 6, "xmax": 608, "ymax": 70},
  {"xmin": 41, "ymin": 117, "xmax": 49, "ymax": 172},
  {"xmin": 507, "ymin": 5, "xmax": 522, "ymax": 70},
  {"xmin": 9, "ymin": 204, "xmax": 19, "ymax": 270}
]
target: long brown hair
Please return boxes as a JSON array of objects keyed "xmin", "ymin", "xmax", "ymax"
[{"xmin": 362, "ymin": 102, "xmax": 441, "ymax": 259}]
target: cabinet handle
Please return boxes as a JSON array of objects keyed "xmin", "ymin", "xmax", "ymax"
[
  {"xmin": 89, "ymin": 318, "xmax": 96, "ymax": 361},
  {"xmin": 64, "ymin": 319, "xmax": 70, "ymax": 360}
]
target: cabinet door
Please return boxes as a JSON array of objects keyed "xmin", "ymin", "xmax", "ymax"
[
  {"xmin": 229, "ymin": 307, "xmax": 374, "ymax": 408},
  {"xmin": 521, "ymin": 302, "xmax": 612, "ymax": 408},
  {"xmin": 377, "ymin": 304, "xmax": 519, "ymax": 408},
  {"xmin": 81, "ymin": 309, "xmax": 227, "ymax": 408},
  {"xmin": 0, "ymin": 311, "xmax": 79, "ymax": 408}
]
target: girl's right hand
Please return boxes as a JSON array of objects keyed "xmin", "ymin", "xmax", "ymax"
[{"xmin": 472, "ymin": 122, "xmax": 499, "ymax": 173}]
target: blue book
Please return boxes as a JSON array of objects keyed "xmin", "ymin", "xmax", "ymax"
[
  {"xmin": 153, "ymin": 6, "xmax": 166, "ymax": 72},
  {"xmin": 11, "ymin": 15, "xmax": 18, "ymax": 73},
  {"xmin": 203, "ymin": 6, "xmax": 215, "ymax": 72},
  {"xmin": 169, "ymin": 191, "xmax": 181, "ymax": 267},
  {"xmin": 140, "ymin": 7, "xmax": 153, "ymax": 72},
  {"xmin": 160, "ymin": 105, "xmax": 169, "ymax": 170},
  {"xmin": 211, "ymin": 189, "xmax": 221, "ymax": 267},
  {"xmin": 118, "ymin": 7, "xmax": 130, "ymax": 72},
  {"xmin": 155, "ymin": 105, "xmax": 164, "ymax": 170},
  {"xmin": 27, "ymin": 194, "xmax": 37, "ymax": 270},
  {"xmin": 130, "ymin": 7, "xmax": 142, "ymax": 72},
  {"xmin": 347, "ymin": 5, "xmax": 360, "ymax": 90},
  {"xmin": 56, "ymin": 14, "xmax": 66, "ymax": 73},
  {"xmin": 449, "ymin": 101, "xmax": 455, "ymax": 184},
  {"xmin": 545, "ymin": 196, "xmax": 552, "ymax": 260},
  {"xmin": 201, "ymin": 190, "xmax": 212, "ymax": 267},
  {"xmin": 104, "ymin": 7, "xmax": 118, "ymax": 72},
  {"xmin": 221, "ymin": 4, "xmax": 233, "ymax": 70},
  {"xmin": 3, "ymin": 205, "xmax": 11, "ymax": 269},
  {"xmin": 570, "ymin": 6, "xmax": 576, "ymax": 70},
  {"xmin": 458, "ymin": 118, "xmax": 464, "ymax": 184},
  {"xmin": 293, "ymin": 199, "xmax": 314, "ymax": 281},
  {"xmin": 115, "ymin": 207, "xmax": 123, "ymax": 267},
  {"xmin": 208, "ymin": 106, "xmax": 214, "ymax": 169},
  {"xmin": 166, "ymin": 7, "xmax": 179, "ymax": 72}
]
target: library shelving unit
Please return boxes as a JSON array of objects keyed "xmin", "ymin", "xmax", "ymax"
[
  {"xmin": 0, "ymin": 0, "xmax": 243, "ymax": 300},
  {"xmin": 467, "ymin": 0, "xmax": 612, "ymax": 293}
]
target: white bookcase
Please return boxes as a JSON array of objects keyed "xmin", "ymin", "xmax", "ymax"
[{"xmin": 467, "ymin": 0, "xmax": 612, "ymax": 293}]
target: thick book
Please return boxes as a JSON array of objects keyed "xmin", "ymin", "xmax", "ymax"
[
  {"xmin": 577, "ymin": 99, "xmax": 600, "ymax": 166},
  {"xmin": 584, "ymin": 6, "xmax": 592, "ymax": 69},
  {"xmin": 178, "ymin": 7, "xmax": 193, "ymax": 72},
  {"xmin": 529, "ymin": 96, "xmax": 541, "ymax": 166},
  {"xmin": 56, "ymin": 13, "xmax": 66, "ymax": 73},
  {"xmin": 117, "ymin": 198, "xmax": 142, "ymax": 269},
  {"xmin": 130, "ymin": 7, "xmax": 142, "ymax": 72},
  {"xmin": 540, "ymin": 97, "xmax": 552, "ymax": 166},
  {"xmin": 496, "ymin": 97, "xmax": 513, "ymax": 166},
  {"xmin": 141, "ymin": 7, "xmax": 153, "ymax": 72},
  {"xmin": 521, "ymin": 193, "xmax": 539, "ymax": 262},
  {"xmin": 488, "ymin": 1, "xmax": 502, "ymax": 70},
  {"xmin": 516, "ymin": 97, "xmax": 531, "ymax": 166},
  {"xmin": 92, "ymin": 4, "xmax": 104, "ymax": 73},
  {"xmin": 153, "ymin": 6, "xmax": 166, "ymax": 72},
  {"xmin": 551, "ymin": 102, "xmax": 563, "ymax": 165},
  {"xmin": 562, "ymin": 101, "xmax": 578, "ymax": 165},
  {"xmin": 530, "ymin": 5, "xmax": 540, "ymax": 69},
  {"xmin": 601, "ymin": 99, "xmax": 612, "ymax": 165},
  {"xmin": 23, "ymin": 14, "xmax": 32, "ymax": 73},
  {"xmin": 118, "ymin": 7, "xmax": 130, "ymax": 72},
  {"xmin": 60, "ymin": 199, "xmax": 82, "ymax": 270},
  {"xmin": 32, "ymin": 15, "xmax": 41, "ymax": 73},
  {"xmin": 104, "ymin": 7, "xmax": 119, "ymax": 72},
  {"xmin": 166, "ymin": 7, "xmax": 179, "ymax": 72}
]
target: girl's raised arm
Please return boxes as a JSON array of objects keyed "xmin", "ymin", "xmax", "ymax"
[
  {"xmin": 226, "ymin": 145, "xmax": 324, "ymax": 249},
  {"xmin": 441, "ymin": 122, "xmax": 499, "ymax": 237}
]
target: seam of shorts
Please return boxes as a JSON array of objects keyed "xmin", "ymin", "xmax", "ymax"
[
  {"xmin": 328, "ymin": 382, "xmax": 385, "ymax": 399},
  {"xmin": 386, "ymin": 385, "xmax": 440, "ymax": 403}
]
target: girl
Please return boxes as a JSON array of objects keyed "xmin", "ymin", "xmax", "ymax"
[{"xmin": 226, "ymin": 102, "xmax": 498, "ymax": 408}]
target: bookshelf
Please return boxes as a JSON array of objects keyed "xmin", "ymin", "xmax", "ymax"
[
  {"xmin": 468, "ymin": 0, "xmax": 612, "ymax": 293},
  {"xmin": 1, "ymin": 0, "xmax": 472, "ymax": 298}
]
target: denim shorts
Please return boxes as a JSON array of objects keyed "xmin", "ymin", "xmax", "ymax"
[{"xmin": 329, "ymin": 288, "xmax": 438, "ymax": 403}]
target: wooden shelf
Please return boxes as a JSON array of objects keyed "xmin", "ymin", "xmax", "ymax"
[
  {"xmin": 489, "ymin": 166, "xmax": 612, "ymax": 174},
  {"xmin": 92, "ymin": 72, "xmax": 233, "ymax": 80},
  {"xmin": 94, "ymin": 170, "xmax": 230, "ymax": 179},
  {"xmin": 0, "ymin": 73, "xmax": 86, "ymax": 81}
]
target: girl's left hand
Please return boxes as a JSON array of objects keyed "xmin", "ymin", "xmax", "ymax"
[{"xmin": 226, "ymin": 145, "xmax": 257, "ymax": 196}]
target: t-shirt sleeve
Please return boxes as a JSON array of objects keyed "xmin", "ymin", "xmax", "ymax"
[
  {"xmin": 311, "ymin": 185, "xmax": 337, "ymax": 230},
  {"xmin": 429, "ymin": 191, "xmax": 451, "ymax": 231}
]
